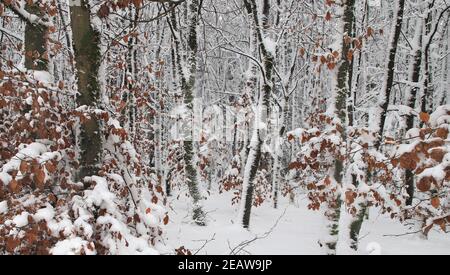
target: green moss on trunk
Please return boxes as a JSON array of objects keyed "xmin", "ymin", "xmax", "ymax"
[
  {"xmin": 24, "ymin": 5, "xmax": 48, "ymax": 71},
  {"xmin": 70, "ymin": 2, "xmax": 102, "ymax": 180}
]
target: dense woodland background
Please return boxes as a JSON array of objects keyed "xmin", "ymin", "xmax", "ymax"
[{"xmin": 0, "ymin": 0, "xmax": 449, "ymax": 255}]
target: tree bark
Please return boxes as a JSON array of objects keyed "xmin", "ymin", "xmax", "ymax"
[
  {"xmin": 167, "ymin": 0, "xmax": 207, "ymax": 225},
  {"xmin": 377, "ymin": 0, "xmax": 406, "ymax": 146},
  {"xmin": 24, "ymin": 3, "xmax": 47, "ymax": 71},
  {"xmin": 238, "ymin": 0, "xmax": 275, "ymax": 229},
  {"xmin": 70, "ymin": 0, "xmax": 102, "ymax": 181},
  {"xmin": 405, "ymin": 19, "xmax": 423, "ymax": 206},
  {"xmin": 328, "ymin": 0, "xmax": 356, "ymax": 255}
]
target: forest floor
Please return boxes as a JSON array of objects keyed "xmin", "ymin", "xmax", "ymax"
[{"xmin": 165, "ymin": 192, "xmax": 450, "ymax": 255}]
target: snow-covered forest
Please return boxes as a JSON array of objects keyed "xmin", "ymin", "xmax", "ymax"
[{"xmin": 0, "ymin": 0, "xmax": 449, "ymax": 255}]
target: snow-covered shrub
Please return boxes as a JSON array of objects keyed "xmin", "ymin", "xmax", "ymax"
[
  {"xmin": 390, "ymin": 106, "xmax": 450, "ymax": 235},
  {"xmin": 0, "ymin": 70, "xmax": 168, "ymax": 255}
]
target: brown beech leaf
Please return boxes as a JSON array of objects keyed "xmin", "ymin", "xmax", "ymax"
[
  {"xmin": 430, "ymin": 148, "xmax": 445, "ymax": 162},
  {"xmin": 435, "ymin": 128, "xmax": 448, "ymax": 139},
  {"xmin": 35, "ymin": 168, "xmax": 46, "ymax": 189},
  {"xmin": 419, "ymin": 112, "xmax": 430, "ymax": 123},
  {"xmin": 287, "ymin": 134, "xmax": 295, "ymax": 142},
  {"xmin": 399, "ymin": 153, "xmax": 418, "ymax": 170},
  {"xmin": 97, "ymin": 4, "xmax": 110, "ymax": 18},
  {"xmin": 299, "ymin": 48, "xmax": 306, "ymax": 57},
  {"xmin": 155, "ymin": 185, "xmax": 163, "ymax": 194},
  {"xmin": 431, "ymin": 197, "xmax": 440, "ymax": 209},
  {"xmin": 391, "ymin": 158, "xmax": 399, "ymax": 167},
  {"xmin": 48, "ymin": 193, "xmax": 57, "ymax": 204},
  {"xmin": 288, "ymin": 161, "xmax": 302, "ymax": 170},
  {"xmin": 151, "ymin": 195, "xmax": 158, "ymax": 204},
  {"xmin": 58, "ymin": 81, "xmax": 64, "ymax": 90},
  {"xmin": 19, "ymin": 160, "xmax": 29, "ymax": 174},
  {"xmin": 133, "ymin": 213, "xmax": 141, "ymax": 223},
  {"xmin": 132, "ymin": 0, "xmax": 143, "ymax": 8},
  {"xmin": 417, "ymin": 177, "xmax": 434, "ymax": 192},
  {"xmin": 439, "ymin": 222, "xmax": 446, "ymax": 232},
  {"xmin": 327, "ymin": 62, "xmax": 336, "ymax": 70},
  {"xmin": 31, "ymin": 159, "xmax": 40, "ymax": 174},
  {"xmin": 9, "ymin": 179, "xmax": 20, "ymax": 193},
  {"xmin": 345, "ymin": 191, "xmax": 355, "ymax": 205},
  {"xmin": 45, "ymin": 162, "xmax": 57, "ymax": 174},
  {"xmin": 25, "ymin": 231, "xmax": 38, "ymax": 244},
  {"xmin": 6, "ymin": 237, "xmax": 20, "ymax": 253},
  {"xmin": 367, "ymin": 27, "xmax": 374, "ymax": 37},
  {"xmin": 347, "ymin": 49, "xmax": 354, "ymax": 61},
  {"xmin": 344, "ymin": 35, "xmax": 352, "ymax": 46},
  {"xmin": 332, "ymin": 51, "xmax": 339, "ymax": 59},
  {"xmin": 324, "ymin": 176, "xmax": 332, "ymax": 186}
]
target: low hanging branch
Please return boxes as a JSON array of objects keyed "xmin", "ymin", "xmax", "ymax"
[{"xmin": 0, "ymin": 0, "xmax": 54, "ymax": 28}]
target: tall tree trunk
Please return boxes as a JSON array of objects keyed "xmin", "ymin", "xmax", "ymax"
[
  {"xmin": 440, "ymin": 29, "xmax": 449, "ymax": 106},
  {"xmin": 154, "ymin": 20, "xmax": 166, "ymax": 194},
  {"xmin": 405, "ymin": 19, "xmax": 423, "ymax": 206},
  {"xmin": 238, "ymin": 0, "xmax": 275, "ymax": 229},
  {"xmin": 22, "ymin": 1, "xmax": 49, "ymax": 141},
  {"xmin": 326, "ymin": 0, "xmax": 356, "ymax": 255},
  {"xmin": 168, "ymin": 0, "xmax": 207, "ymax": 226},
  {"xmin": 421, "ymin": 5, "xmax": 433, "ymax": 114},
  {"xmin": 377, "ymin": 0, "xmax": 406, "ymax": 145},
  {"xmin": 272, "ymin": 97, "xmax": 287, "ymax": 209},
  {"xmin": 123, "ymin": 5, "xmax": 139, "ymax": 142},
  {"xmin": 70, "ymin": 0, "xmax": 102, "ymax": 181},
  {"xmin": 334, "ymin": 0, "xmax": 355, "ymax": 126},
  {"xmin": 24, "ymin": 3, "xmax": 47, "ymax": 71},
  {"xmin": 421, "ymin": 4, "xmax": 450, "ymax": 112}
]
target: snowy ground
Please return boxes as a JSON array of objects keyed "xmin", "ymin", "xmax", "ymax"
[{"xmin": 164, "ymin": 192, "xmax": 450, "ymax": 255}]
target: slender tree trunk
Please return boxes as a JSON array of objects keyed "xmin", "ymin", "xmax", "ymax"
[
  {"xmin": 334, "ymin": 0, "xmax": 355, "ymax": 126},
  {"xmin": 24, "ymin": 3, "xmax": 47, "ymax": 71},
  {"xmin": 70, "ymin": 0, "xmax": 102, "ymax": 181},
  {"xmin": 440, "ymin": 30, "xmax": 449, "ymax": 106},
  {"xmin": 405, "ymin": 19, "xmax": 423, "ymax": 206},
  {"xmin": 272, "ymin": 97, "xmax": 287, "ymax": 209},
  {"xmin": 154, "ymin": 19, "xmax": 165, "ymax": 184},
  {"xmin": 324, "ymin": 0, "xmax": 357, "ymax": 255},
  {"xmin": 170, "ymin": 0, "xmax": 207, "ymax": 226},
  {"xmin": 238, "ymin": 0, "xmax": 275, "ymax": 229},
  {"xmin": 421, "ymin": 3, "xmax": 450, "ymax": 113},
  {"xmin": 124, "ymin": 5, "xmax": 139, "ymax": 142},
  {"xmin": 421, "ymin": 7, "xmax": 433, "ymax": 114},
  {"xmin": 238, "ymin": 0, "xmax": 259, "ymax": 228},
  {"xmin": 377, "ymin": 0, "xmax": 406, "ymax": 145}
]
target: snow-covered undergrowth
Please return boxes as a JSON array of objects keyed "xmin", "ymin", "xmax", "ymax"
[{"xmin": 166, "ymin": 192, "xmax": 450, "ymax": 255}]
